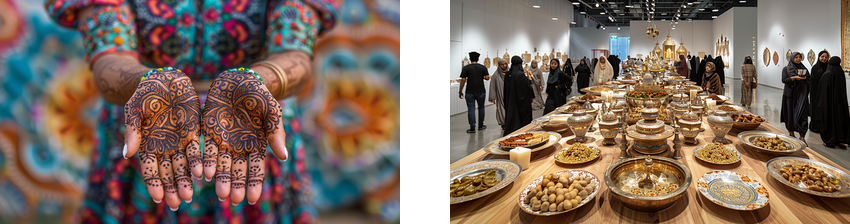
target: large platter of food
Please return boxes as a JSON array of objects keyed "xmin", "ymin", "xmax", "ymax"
[
  {"xmin": 554, "ymin": 143, "xmax": 600, "ymax": 165},
  {"xmin": 484, "ymin": 131, "xmax": 561, "ymax": 155},
  {"xmin": 558, "ymin": 104, "xmax": 584, "ymax": 114},
  {"xmin": 518, "ymin": 170, "xmax": 599, "ymax": 216},
  {"xmin": 737, "ymin": 131, "xmax": 807, "ymax": 156},
  {"xmin": 626, "ymin": 91, "xmax": 669, "ymax": 99},
  {"xmin": 450, "ymin": 160, "xmax": 522, "ymax": 204},
  {"xmin": 696, "ymin": 171, "xmax": 770, "ymax": 210},
  {"xmin": 694, "ymin": 142, "xmax": 741, "ymax": 165},
  {"xmin": 499, "ymin": 132, "xmax": 548, "ymax": 149},
  {"xmin": 767, "ymin": 157, "xmax": 850, "ymax": 198},
  {"xmin": 574, "ymin": 93, "xmax": 603, "ymax": 103},
  {"xmin": 710, "ymin": 105, "xmax": 745, "ymax": 115},
  {"xmin": 731, "ymin": 114, "xmax": 766, "ymax": 130}
]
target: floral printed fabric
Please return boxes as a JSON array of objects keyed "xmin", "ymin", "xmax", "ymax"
[
  {"xmin": 45, "ymin": 0, "xmax": 337, "ymax": 223},
  {"xmin": 47, "ymin": 0, "xmax": 338, "ymax": 79}
]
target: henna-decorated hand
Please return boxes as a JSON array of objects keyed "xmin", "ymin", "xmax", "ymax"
[
  {"xmin": 202, "ymin": 69, "xmax": 288, "ymax": 206},
  {"xmin": 123, "ymin": 68, "xmax": 202, "ymax": 211}
]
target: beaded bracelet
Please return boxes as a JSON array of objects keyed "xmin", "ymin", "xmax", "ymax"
[
  {"xmin": 78, "ymin": 5, "xmax": 138, "ymax": 67},
  {"xmin": 141, "ymin": 67, "xmax": 182, "ymax": 82},
  {"xmin": 226, "ymin": 67, "xmax": 264, "ymax": 84}
]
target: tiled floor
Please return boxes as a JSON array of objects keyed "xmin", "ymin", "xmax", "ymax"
[{"xmin": 450, "ymin": 78, "xmax": 850, "ymax": 171}]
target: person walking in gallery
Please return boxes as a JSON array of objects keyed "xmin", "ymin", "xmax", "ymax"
[
  {"xmin": 740, "ymin": 56, "xmax": 758, "ymax": 109},
  {"xmin": 489, "ymin": 58, "xmax": 509, "ymax": 130},
  {"xmin": 781, "ymin": 52, "xmax": 811, "ymax": 142},
  {"xmin": 543, "ymin": 59, "xmax": 569, "ymax": 115},
  {"xmin": 459, "ymin": 52, "xmax": 491, "ymax": 133},
  {"xmin": 593, "ymin": 56, "xmax": 614, "ymax": 86},
  {"xmin": 504, "ymin": 56, "xmax": 535, "ymax": 136},
  {"xmin": 677, "ymin": 55, "xmax": 689, "ymax": 78},
  {"xmin": 562, "ymin": 58, "xmax": 575, "ymax": 95},
  {"xmin": 689, "ymin": 55, "xmax": 698, "ymax": 79},
  {"xmin": 575, "ymin": 59, "xmax": 592, "ymax": 95},
  {"xmin": 808, "ymin": 51, "xmax": 830, "ymax": 133},
  {"xmin": 701, "ymin": 62, "xmax": 723, "ymax": 95},
  {"xmin": 815, "ymin": 56, "xmax": 850, "ymax": 147},
  {"xmin": 608, "ymin": 55, "xmax": 621, "ymax": 80},
  {"xmin": 715, "ymin": 56, "xmax": 727, "ymax": 90},
  {"xmin": 528, "ymin": 60, "xmax": 545, "ymax": 111}
]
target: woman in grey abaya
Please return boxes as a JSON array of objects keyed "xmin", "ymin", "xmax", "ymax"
[
  {"xmin": 488, "ymin": 58, "xmax": 509, "ymax": 129},
  {"xmin": 528, "ymin": 60, "xmax": 545, "ymax": 110}
]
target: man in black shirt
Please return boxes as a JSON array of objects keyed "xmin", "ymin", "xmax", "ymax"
[{"xmin": 459, "ymin": 51, "xmax": 491, "ymax": 133}]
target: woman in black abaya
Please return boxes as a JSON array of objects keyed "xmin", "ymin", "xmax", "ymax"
[
  {"xmin": 808, "ymin": 51, "xmax": 830, "ymax": 133},
  {"xmin": 544, "ymin": 59, "xmax": 569, "ymax": 115},
  {"xmin": 780, "ymin": 52, "xmax": 810, "ymax": 142},
  {"xmin": 575, "ymin": 59, "xmax": 592, "ymax": 94},
  {"xmin": 816, "ymin": 56, "xmax": 850, "ymax": 147},
  {"xmin": 715, "ymin": 56, "xmax": 726, "ymax": 86},
  {"xmin": 503, "ymin": 56, "xmax": 535, "ymax": 136}
]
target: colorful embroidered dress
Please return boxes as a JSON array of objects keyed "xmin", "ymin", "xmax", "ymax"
[{"xmin": 45, "ymin": 0, "xmax": 337, "ymax": 223}]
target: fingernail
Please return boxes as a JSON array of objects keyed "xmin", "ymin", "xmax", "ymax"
[
  {"xmin": 185, "ymin": 198, "xmax": 192, "ymax": 203},
  {"xmin": 249, "ymin": 201, "xmax": 256, "ymax": 205},
  {"xmin": 206, "ymin": 177, "xmax": 212, "ymax": 182},
  {"xmin": 218, "ymin": 197, "xmax": 225, "ymax": 202},
  {"xmin": 122, "ymin": 144, "xmax": 128, "ymax": 159},
  {"xmin": 170, "ymin": 207, "xmax": 178, "ymax": 211},
  {"xmin": 232, "ymin": 202, "xmax": 239, "ymax": 206},
  {"xmin": 283, "ymin": 146, "xmax": 289, "ymax": 161},
  {"xmin": 154, "ymin": 199, "xmax": 161, "ymax": 203}
]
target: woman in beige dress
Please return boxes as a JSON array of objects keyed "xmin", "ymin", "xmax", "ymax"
[{"xmin": 740, "ymin": 56, "xmax": 758, "ymax": 108}]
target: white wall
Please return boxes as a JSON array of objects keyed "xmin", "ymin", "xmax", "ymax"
[
  {"xmin": 629, "ymin": 20, "xmax": 713, "ymax": 60},
  {"xmin": 450, "ymin": 0, "xmax": 574, "ymax": 80},
  {"xmin": 756, "ymin": 0, "xmax": 842, "ymax": 89},
  {"xmin": 569, "ymin": 27, "xmax": 630, "ymax": 61},
  {"xmin": 732, "ymin": 8, "xmax": 758, "ymax": 80},
  {"xmin": 712, "ymin": 8, "xmax": 734, "ymax": 79}
]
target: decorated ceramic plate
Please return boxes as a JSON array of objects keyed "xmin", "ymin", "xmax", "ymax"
[
  {"xmin": 737, "ymin": 131, "xmax": 807, "ymax": 156},
  {"xmin": 766, "ymin": 157, "xmax": 850, "ymax": 198},
  {"xmin": 554, "ymin": 145, "xmax": 601, "ymax": 165},
  {"xmin": 450, "ymin": 160, "xmax": 523, "ymax": 204},
  {"xmin": 773, "ymin": 51, "xmax": 779, "ymax": 65},
  {"xmin": 484, "ymin": 131, "xmax": 561, "ymax": 155},
  {"xmin": 763, "ymin": 48, "xmax": 771, "ymax": 67},
  {"xmin": 693, "ymin": 144, "xmax": 741, "ymax": 165},
  {"xmin": 696, "ymin": 170, "xmax": 770, "ymax": 210},
  {"xmin": 518, "ymin": 170, "xmax": 600, "ymax": 216}
]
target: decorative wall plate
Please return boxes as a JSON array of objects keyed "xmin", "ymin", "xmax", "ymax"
[
  {"xmin": 484, "ymin": 52, "xmax": 491, "ymax": 69},
  {"xmin": 534, "ymin": 52, "xmax": 541, "ymax": 63},
  {"xmin": 773, "ymin": 51, "xmax": 779, "ymax": 65},
  {"xmin": 808, "ymin": 49, "xmax": 816, "ymax": 66},
  {"xmin": 786, "ymin": 49, "xmax": 792, "ymax": 62},
  {"xmin": 763, "ymin": 48, "xmax": 770, "ymax": 66},
  {"xmin": 522, "ymin": 51, "xmax": 531, "ymax": 63},
  {"xmin": 542, "ymin": 54, "xmax": 550, "ymax": 72}
]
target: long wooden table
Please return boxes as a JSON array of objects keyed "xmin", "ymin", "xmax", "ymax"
[{"xmin": 450, "ymin": 101, "xmax": 850, "ymax": 224}]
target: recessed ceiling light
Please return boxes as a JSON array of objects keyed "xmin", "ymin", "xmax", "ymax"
[
  {"xmin": 533, "ymin": 5, "xmax": 540, "ymax": 8},
  {"xmin": 672, "ymin": 27, "xmax": 676, "ymax": 30},
  {"xmin": 661, "ymin": 19, "xmax": 666, "ymax": 21},
  {"xmin": 712, "ymin": 9, "xmax": 719, "ymax": 12},
  {"xmin": 600, "ymin": 12, "xmax": 605, "ymax": 14},
  {"xmin": 693, "ymin": 1, "xmax": 701, "ymax": 4},
  {"xmin": 626, "ymin": 5, "xmax": 633, "ymax": 8},
  {"xmin": 596, "ymin": 3, "xmax": 599, "ymax": 7},
  {"xmin": 618, "ymin": 27, "xmax": 621, "ymax": 30},
  {"xmin": 619, "ymin": 13, "xmax": 625, "ymax": 15},
  {"xmin": 649, "ymin": 11, "xmax": 654, "ymax": 14},
  {"xmin": 602, "ymin": 27, "xmax": 606, "ymax": 30},
  {"xmin": 699, "ymin": 8, "xmax": 705, "ymax": 11},
  {"xmin": 739, "ymin": 0, "xmax": 746, "ymax": 3},
  {"xmin": 552, "ymin": 17, "xmax": 558, "ymax": 20},
  {"xmin": 688, "ymin": 2, "xmax": 693, "ymax": 5},
  {"xmin": 571, "ymin": 21, "xmax": 577, "ymax": 24},
  {"xmin": 580, "ymin": 11, "xmax": 586, "ymax": 14},
  {"xmin": 712, "ymin": 15, "xmax": 718, "ymax": 18},
  {"xmin": 661, "ymin": 13, "xmax": 667, "ymax": 15},
  {"xmin": 572, "ymin": 2, "xmax": 579, "ymax": 5}
]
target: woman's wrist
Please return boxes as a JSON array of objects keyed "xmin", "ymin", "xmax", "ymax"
[{"xmin": 250, "ymin": 65, "xmax": 283, "ymax": 99}]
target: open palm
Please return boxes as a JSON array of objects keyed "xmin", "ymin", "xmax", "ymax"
[
  {"xmin": 124, "ymin": 68, "xmax": 201, "ymax": 210},
  {"xmin": 202, "ymin": 70, "xmax": 288, "ymax": 206}
]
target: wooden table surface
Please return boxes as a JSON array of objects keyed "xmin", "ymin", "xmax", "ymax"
[{"xmin": 450, "ymin": 101, "xmax": 850, "ymax": 224}]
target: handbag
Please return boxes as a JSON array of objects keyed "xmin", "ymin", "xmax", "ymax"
[{"xmin": 750, "ymin": 81, "xmax": 757, "ymax": 89}]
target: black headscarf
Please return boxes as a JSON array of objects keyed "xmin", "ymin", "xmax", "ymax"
[
  {"xmin": 564, "ymin": 58, "xmax": 575, "ymax": 78},
  {"xmin": 786, "ymin": 52, "xmax": 808, "ymax": 77},
  {"xmin": 812, "ymin": 51, "xmax": 830, "ymax": 74},
  {"xmin": 591, "ymin": 58, "xmax": 598, "ymax": 72},
  {"xmin": 743, "ymin": 56, "xmax": 753, "ymax": 64},
  {"xmin": 548, "ymin": 59, "xmax": 561, "ymax": 84}
]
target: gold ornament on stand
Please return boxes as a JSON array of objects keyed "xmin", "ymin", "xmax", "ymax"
[
  {"xmin": 502, "ymin": 49, "xmax": 510, "ymax": 63},
  {"xmin": 542, "ymin": 53, "xmax": 550, "ymax": 72},
  {"xmin": 534, "ymin": 52, "xmax": 541, "ymax": 63},
  {"xmin": 662, "ymin": 32, "xmax": 676, "ymax": 59},
  {"xmin": 652, "ymin": 42, "xmax": 663, "ymax": 59},
  {"xmin": 807, "ymin": 49, "xmax": 816, "ymax": 66},
  {"xmin": 462, "ymin": 56, "xmax": 470, "ymax": 70},
  {"xmin": 549, "ymin": 49, "xmax": 556, "ymax": 63},
  {"xmin": 676, "ymin": 37, "xmax": 688, "ymax": 59},
  {"xmin": 786, "ymin": 49, "xmax": 792, "ymax": 62},
  {"xmin": 522, "ymin": 50, "xmax": 531, "ymax": 63}
]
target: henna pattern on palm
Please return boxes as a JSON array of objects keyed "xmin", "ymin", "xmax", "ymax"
[
  {"xmin": 124, "ymin": 69, "xmax": 200, "ymax": 203},
  {"xmin": 202, "ymin": 70, "xmax": 281, "ymax": 200}
]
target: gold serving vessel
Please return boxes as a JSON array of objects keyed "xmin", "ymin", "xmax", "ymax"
[{"xmin": 604, "ymin": 156, "xmax": 692, "ymax": 211}]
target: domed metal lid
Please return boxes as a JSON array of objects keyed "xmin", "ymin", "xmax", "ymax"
[
  {"xmin": 601, "ymin": 111, "xmax": 618, "ymax": 122},
  {"xmin": 713, "ymin": 110, "xmax": 727, "ymax": 116},
  {"xmin": 682, "ymin": 111, "xmax": 700, "ymax": 122}
]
